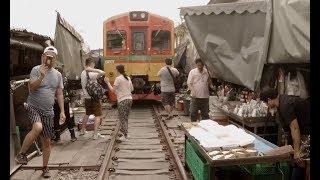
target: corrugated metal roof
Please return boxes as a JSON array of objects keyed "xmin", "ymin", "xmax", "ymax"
[
  {"xmin": 10, "ymin": 28, "xmax": 52, "ymax": 41},
  {"xmin": 10, "ymin": 39, "xmax": 44, "ymax": 51}
]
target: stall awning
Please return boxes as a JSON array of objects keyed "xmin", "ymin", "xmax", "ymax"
[
  {"xmin": 180, "ymin": 0, "xmax": 268, "ymax": 16},
  {"xmin": 10, "ymin": 39, "xmax": 44, "ymax": 51},
  {"xmin": 267, "ymin": 0, "xmax": 309, "ymax": 63},
  {"xmin": 175, "ymin": 41, "xmax": 189, "ymax": 66},
  {"xmin": 180, "ymin": 0, "xmax": 272, "ymax": 91}
]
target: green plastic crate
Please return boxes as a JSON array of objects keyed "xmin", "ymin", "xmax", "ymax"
[
  {"xmin": 241, "ymin": 162, "xmax": 291, "ymax": 180},
  {"xmin": 185, "ymin": 139, "xmax": 209, "ymax": 180},
  {"xmin": 15, "ymin": 126, "xmax": 21, "ymax": 151}
]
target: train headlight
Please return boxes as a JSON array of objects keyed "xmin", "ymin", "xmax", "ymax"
[
  {"xmin": 109, "ymin": 72, "xmax": 114, "ymax": 78},
  {"xmin": 133, "ymin": 13, "xmax": 138, "ymax": 18},
  {"xmin": 141, "ymin": 13, "xmax": 146, "ymax": 19}
]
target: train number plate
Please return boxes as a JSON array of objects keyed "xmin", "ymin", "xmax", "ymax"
[{"xmin": 106, "ymin": 60, "xmax": 115, "ymax": 64}]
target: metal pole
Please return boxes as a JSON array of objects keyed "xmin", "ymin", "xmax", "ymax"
[{"xmin": 10, "ymin": 90, "xmax": 18, "ymax": 153}]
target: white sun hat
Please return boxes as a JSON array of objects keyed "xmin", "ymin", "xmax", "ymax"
[{"xmin": 43, "ymin": 46, "xmax": 58, "ymax": 56}]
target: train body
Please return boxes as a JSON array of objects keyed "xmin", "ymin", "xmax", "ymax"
[{"xmin": 103, "ymin": 11, "xmax": 174, "ymax": 101}]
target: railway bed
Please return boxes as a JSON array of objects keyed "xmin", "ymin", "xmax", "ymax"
[
  {"xmin": 11, "ymin": 102, "xmax": 189, "ymax": 180},
  {"xmin": 97, "ymin": 103, "xmax": 188, "ymax": 180}
]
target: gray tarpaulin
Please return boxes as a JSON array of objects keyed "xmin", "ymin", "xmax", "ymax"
[
  {"xmin": 180, "ymin": 0, "xmax": 309, "ymax": 90},
  {"xmin": 180, "ymin": 0, "xmax": 272, "ymax": 90},
  {"xmin": 54, "ymin": 13, "xmax": 84, "ymax": 80},
  {"xmin": 175, "ymin": 33, "xmax": 203, "ymax": 74},
  {"xmin": 267, "ymin": 0, "xmax": 310, "ymax": 63}
]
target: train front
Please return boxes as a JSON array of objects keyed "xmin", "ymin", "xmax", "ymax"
[{"xmin": 103, "ymin": 11, "xmax": 174, "ymax": 101}]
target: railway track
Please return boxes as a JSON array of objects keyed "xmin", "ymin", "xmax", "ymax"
[
  {"xmin": 11, "ymin": 108, "xmax": 119, "ymax": 180},
  {"xmin": 11, "ymin": 103, "xmax": 188, "ymax": 180},
  {"xmin": 97, "ymin": 104, "xmax": 187, "ymax": 180}
]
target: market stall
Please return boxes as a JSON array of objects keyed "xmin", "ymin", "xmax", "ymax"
[
  {"xmin": 209, "ymin": 96, "xmax": 279, "ymax": 144},
  {"xmin": 179, "ymin": 0, "xmax": 310, "ymax": 148},
  {"xmin": 180, "ymin": 0, "xmax": 309, "ymax": 91},
  {"xmin": 182, "ymin": 120, "xmax": 292, "ymax": 180},
  {"xmin": 180, "ymin": 0, "xmax": 272, "ymax": 91}
]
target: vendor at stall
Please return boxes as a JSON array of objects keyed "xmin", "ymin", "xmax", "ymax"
[
  {"xmin": 260, "ymin": 87, "xmax": 310, "ymax": 180},
  {"xmin": 217, "ymin": 84, "xmax": 236, "ymax": 102},
  {"xmin": 223, "ymin": 84, "xmax": 237, "ymax": 101}
]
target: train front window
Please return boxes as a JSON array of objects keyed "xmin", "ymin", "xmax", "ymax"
[
  {"xmin": 151, "ymin": 30, "xmax": 170, "ymax": 50},
  {"xmin": 107, "ymin": 31, "xmax": 126, "ymax": 50},
  {"xmin": 133, "ymin": 32, "xmax": 145, "ymax": 51}
]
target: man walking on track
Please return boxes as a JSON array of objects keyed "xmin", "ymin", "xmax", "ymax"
[
  {"xmin": 80, "ymin": 57, "xmax": 106, "ymax": 140},
  {"xmin": 157, "ymin": 58, "xmax": 179, "ymax": 120},
  {"xmin": 15, "ymin": 46, "xmax": 66, "ymax": 178},
  {"xmin": 187, "ymin": 58, "xmax": 213, "ymax": 122}
]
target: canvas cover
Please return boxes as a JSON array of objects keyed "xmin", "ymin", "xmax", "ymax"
[
  {"xmin": 181, "ymin": 0, "xmax": 272, "ymax": 90},
  {"xmin": 267, "ymin": 0, "xmax": 310, "ymax": 63},
  {"xmin": 180, "ymin": 0, "xmax": 309, "ymax": 90},
  {"xmin": 54, "ymin": 12, "xmax": 84, "ymax": 80},
  {"xmin": 175, "ymin": 33, "xmax": 201, "ymax": 74}
]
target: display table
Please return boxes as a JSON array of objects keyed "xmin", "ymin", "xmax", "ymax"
[
  {"xmin": 211, "ymin": 100, "xmax": 280, "ymax": 144},
  {"xmin": 182, "ymin": 123, "xmax": 292, "ymax": 180}
]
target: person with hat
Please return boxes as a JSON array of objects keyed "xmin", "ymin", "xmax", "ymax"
[{"xmin": 15, "ymin": 46, "xmax": 66, "ymax": 178}]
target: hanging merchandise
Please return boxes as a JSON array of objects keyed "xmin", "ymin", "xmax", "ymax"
[
  {"xmin": 285, "ymin": 71, "xmax": 300, "ymax": 96},
  {"xmin": 277, "ymin": 67, "xmax": 285, "ymax": 95},
  {"xmin": 297, "ymin": 71, "xmax": 308, "ymax": 99},
  {"xmin": 233, "ymin": 99, "xmax": 268, "ymax": 118},
  {"xmin": 285, "ymin": 70, "xmax": 308, "ymax": 99}
]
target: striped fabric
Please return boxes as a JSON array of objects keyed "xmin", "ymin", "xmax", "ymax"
[{"xmin": 26, "ymin": 104, "xmax": 55, "ymax": 139}]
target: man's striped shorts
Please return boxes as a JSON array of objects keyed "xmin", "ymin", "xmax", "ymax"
[{"xmin": 25, "ymin": 104, "xmax": 55, "ymax": 139}]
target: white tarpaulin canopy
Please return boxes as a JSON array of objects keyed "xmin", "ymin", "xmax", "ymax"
[{"xmin": 180, "ymin": 0, "xmax": 309, "ymax": 90}]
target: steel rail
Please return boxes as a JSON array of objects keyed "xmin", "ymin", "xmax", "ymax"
[
  {"xmin": 97, "ymin": 105, "xmax": 187, "ymax": 180},
  {"xmin": 96, "ymin": 123, "xmax": 120, "ymax": 180},
  {"xmin": 153, "ymin": 105, "xmax": 188, "ymax": 180},
  {"xmin": 20, "ymin": 165, "xmax": 100, "ymax": 171},
  {"xmin": 10, "ymin": 149, "xmax": 39, "ymax": 176}
]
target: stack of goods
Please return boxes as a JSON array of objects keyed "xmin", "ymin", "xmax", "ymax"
[
  {"xmin": 208, "ymin": 147, "xmax": 258, "ymax": 160},
  {"xmin": 73, "ymin": 107, "xmax": 86, "ymax": 123},
  {"xmin": 209, "ymin": 96, "xmax": 222, "ymax": 107},
  {"xmin": 208, "ymin": 103, "xmax": 227, "ymax": 125},
  {"xmin": 238, "ymin": 90, "xmax": 254, "ymax": 102},
  {"xmin": 73, "ymin": 107, "xmax": 95, "ymax": 130},
  {"xmin": 233, "ymin": 99, "xmax": 268, "ymax": 118},
  {"xmin": 187, "ymin": 120, "xmax": 259, "ymax": 160}
]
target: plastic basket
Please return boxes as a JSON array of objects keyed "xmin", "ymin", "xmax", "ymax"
[
  {"xmin": 241, "ymin": 162, "xmax": 291, "ymax": 180},
  {"xmin": 185, "ymin": 139, "xmax": 209, "ymax": 180}
]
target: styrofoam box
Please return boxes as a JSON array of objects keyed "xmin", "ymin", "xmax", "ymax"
[{"xmin": 73, "ymin": 109, "xmax": 86, "ymax": 124}]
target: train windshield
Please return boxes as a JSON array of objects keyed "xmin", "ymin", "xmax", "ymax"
[
  {"xmin": 107, "ymin": 30, "xmax": 126, "ymax": 50},
  {"xmin": 151, "ymin": 30, "xmax": 170, "ymax": 50},
  {"xmin": 133, "ymin": 31, "xmax": 145, "ymax": 51}
]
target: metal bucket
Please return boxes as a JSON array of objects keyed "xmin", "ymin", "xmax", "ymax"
[{"xmin": 183, "ymin": 99, "xmax": 190, "ymax": 115}]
